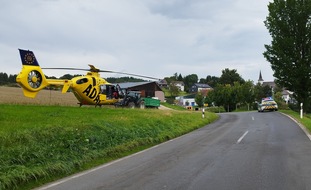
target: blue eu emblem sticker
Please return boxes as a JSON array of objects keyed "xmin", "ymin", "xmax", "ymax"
[{"xmin": 24, "ymin": 53, "xmax": 35, "ymax": 65}]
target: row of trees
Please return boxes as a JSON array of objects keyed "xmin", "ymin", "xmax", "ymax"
[
  {"xmin": 0, "ymin": 73, "xmax": 17, "ymax": 85},
  {"xmin": 192, "ymin": 69, "xmax": 282, "ymax": 112},
  {"xmin": 165, "ymin": 68, "xmax": 245, "ymax": 93},
  {"xmin": 200, "ymin": 81, "xmax": 283, "ymax": 112},
  {"xmin": 163, "ymin": 67, "xmax": 285, "ymax": 112}
]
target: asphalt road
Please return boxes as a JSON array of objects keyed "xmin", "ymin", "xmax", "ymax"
[{"xmin": 37, "ymin": 111, "xmax": 311, "ymax": 190}]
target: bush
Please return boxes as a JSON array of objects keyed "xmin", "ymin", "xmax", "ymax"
[{"xmin": 205, "ymin": 106, "xmax": 226, "ymax": 113}]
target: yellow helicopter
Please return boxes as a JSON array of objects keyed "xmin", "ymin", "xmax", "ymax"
[{"xmin": 16, "ymin": 49, "xmax": 158, "ymax": 106}]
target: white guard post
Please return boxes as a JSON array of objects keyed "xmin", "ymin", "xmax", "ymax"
[
  {"xmin": 300, "ymin": 103, "xmax": 303, "ymax": 119},
  {"xmin": 202, "ymin": 108, "xmax": 205, "ymax": 119}
]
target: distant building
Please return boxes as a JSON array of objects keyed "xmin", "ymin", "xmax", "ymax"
[
  {"xmin": 117, "ymin": 81, "xmax": 165, "ymax": 101},
  {"xmin": 282, "ymin": 89, "xmax": 293, "ymax": 104},
  {"xmin": 189, "ymin": 83, "xmax": 213, "ymax": 93},
  {"xmin": 258, "ymin": 71, "xmax": 276, "ymax": 88},
  {"xmin": 258, "ymin": 70, "xmax": 264, "ymax": 85},
  {"xmin": 257, "ymin": 71, "xmax": 294, "ymax": 104},
  {"xmin": 262, "ymin": 81, "xmax": 276, "ymax": 89},
  {"xmin": 175, "ymin": 94, "xmax": 197, "ymax": 107},
  {"xmin": 157, "ymin": 79, "xmax": 168, "ymax": 88},
  {"xmin": 171, "ymin": 81, "xmax": 185, "ymax": 92}
]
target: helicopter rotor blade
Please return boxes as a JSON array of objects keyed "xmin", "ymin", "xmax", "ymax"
[
  {"xmin": 41, "ymin": 67, "xmax": 160, "ymax": 80},
  {"xmin": 42, "ymin": 68, "xmax": 89, "ymax": 71},
  {"xmin": 98, "ymin": 70, "xmax": 160, "ymax": 80}
]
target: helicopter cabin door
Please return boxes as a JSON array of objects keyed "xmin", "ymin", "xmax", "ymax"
[{"xmin": 99, "ymin": 84, "xmax": 118, "ymax": 100}]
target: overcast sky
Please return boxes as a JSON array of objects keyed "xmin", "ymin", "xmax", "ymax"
[{"xmin": 1, "ymin": 0, "xmax": 274, "ymax": 83}]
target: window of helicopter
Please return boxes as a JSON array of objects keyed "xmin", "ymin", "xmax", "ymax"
[
  {"xmin": 100, "ymin": 85, "xmax": 106, "ymax": 94},
  {"xmin": 76, "ymin": 78, "xmax": 88, "ymax": 84}
]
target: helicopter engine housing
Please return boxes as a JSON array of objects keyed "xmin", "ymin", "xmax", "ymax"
[{"xmin": 16, "ymin": 65, "xmax": 49, "ymax": 98}]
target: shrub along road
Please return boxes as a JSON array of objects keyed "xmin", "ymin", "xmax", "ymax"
[{"xmin": 37, "ymin": 111, "xmax": 311, "ymax": 190}]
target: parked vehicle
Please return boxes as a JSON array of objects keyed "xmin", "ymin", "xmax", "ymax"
[
  {"xmin": 143, "ymin": 97, "xmax": 160, "ymax": 108},
  {"xmin": 258, "ymin": 97, "xmax": 278, "ymax": 112},
  {"xmin": 114, "ymin": 91, "xmax": 160, "ymax": 109}
]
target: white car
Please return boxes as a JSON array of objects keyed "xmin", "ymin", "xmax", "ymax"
[{"xmin": 258, "ymin": 97, "xmax": 278, "ymax": 112}]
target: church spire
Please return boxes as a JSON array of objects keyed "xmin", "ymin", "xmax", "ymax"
[{"xmin": 258, "ymin": 70, "xmax": 264, "ymax": 84}]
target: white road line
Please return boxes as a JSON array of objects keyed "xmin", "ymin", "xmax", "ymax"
[
  {"xmin": 281, "ymin": 113, "xmax": 311, "ymax": 142},
  {"xmin": 252, "ymin": 116, "xmax": 254, "ymax": 121},
  {"xmin": 237, "ymin": 130, "xmax": 249, "ymax": 144}
]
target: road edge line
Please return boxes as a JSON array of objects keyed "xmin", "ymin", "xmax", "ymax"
[{"xmin": 280, "ymin": 112, "xmax": 311, "ymax": 141}]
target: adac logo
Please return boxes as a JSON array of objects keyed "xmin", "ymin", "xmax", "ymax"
[{"xmin": 24, "ymin": 53, "xmax": 35, "ymax": 65}]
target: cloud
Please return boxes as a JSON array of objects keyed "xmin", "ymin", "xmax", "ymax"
[{"xmin": 0, "ymin": 0, "xmax": 274, "ymax": 83}]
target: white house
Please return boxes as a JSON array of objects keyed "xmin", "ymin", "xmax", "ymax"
[
  {"xmin": 175, "ymin": 94, "xmax": 197, "ymax": 107},
  {"xmin": 189, "ymin": 83, "xmax": 212, "ymax": 93},
  {"xmin": 282, "ymin": 89, "xmax": 293, "ymax": 104},
  {"xmin": 171, "ymin": 81, "xmax": 185, "ymax": 92}
]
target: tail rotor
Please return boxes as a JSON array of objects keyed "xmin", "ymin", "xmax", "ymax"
[{"xmin": 27, "ymin": 70, "xmax": 42, "ymax": 89}]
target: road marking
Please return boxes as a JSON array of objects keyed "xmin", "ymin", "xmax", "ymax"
[
  {"xmin": 281, "ymin": 113, "xmax": 311, "ymax": 141},
  {"xmin": 237, "ymin": 130, "xmax": 249, "ymax": 144},
  {"xmin": 252, "ymin": 116, "xmax": 254, "ymax": 120}
]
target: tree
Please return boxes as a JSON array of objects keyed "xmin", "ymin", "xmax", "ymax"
[
  {"xmin": 168, "ymin": 83, "xmax": 180, "ymax": 97},
  {"xmin": 0, "ymin": 72, "xmax": 8, "ymax": 84},
  {"xmin": 164, "ymin": 73, "xmax": 179, "ymax": 85},
  {"xmin": 195, "ymin": 91, "xmax": 204, "ymax": 107},
  {"xmin": 209, "ymin": 84, "xmax": 235, "ymax": 112},
  {"xmin": 207, "ymin": 80, "xmax": 258, "ymax": 111},
  {"xmin": 253, "ymin": 83, "xmax": 272, "ymax": 102},
  {"xmin": 263, "ymin": 0, "xmax": 311, "ymax": 112},
  {"xmin": 177, "ymin": 74, "xmax": 183, "ymax": 81},
  {"xmin": 184, "ymin": 74, "xmax": 198, "ymax": 92},
  {"xmin": 60, "ymin": 74, "xmax": 74, "ymax": 80},
  {"xmin": 205, "ymin": 75, "xmax": 220, "ymax": 88},
  {"xmin": 241, "ymin": 81, "xmax": 255, "ymax": 110},
  {"xmin": 274, "ymin": 91, "xmax": 288, "ymax": 110},
  {"xmin": 219, "ymin": 68, "xmax": 245, "ymax": 86},
  {"xmin": 106, "ymin": 76, "xmax": 145, "ymax": 83},
  {"xmin": 232, "ymin": 82, "xmax": 243, "ymax": 110},
  {"xmin": 199, "ymin": 78, "xmax": 206, "ymax": 84},
  {"xmin": 8, "ymin": 74, "xmax": 17, "ymax": 83}
]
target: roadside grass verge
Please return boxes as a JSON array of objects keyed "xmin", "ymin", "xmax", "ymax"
[
  {"xmin": 0, "ymin": 104, "xmax": 218, "ymax": 190},
  {"xmin": 161, "ymin": 102, "xmax": 186, "ymax": 110},
  {"xmin": 281, "ymin": 110, "xmax": 311, "ymax": 132}
]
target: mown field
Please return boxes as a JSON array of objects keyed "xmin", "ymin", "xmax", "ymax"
[
  {"xmin": 0, "ymin": 86, "xmax": 218, "ymax": 190},
  {"xmin": 0, "ymin": 86, "xmax": 79, "ymax": 106}
]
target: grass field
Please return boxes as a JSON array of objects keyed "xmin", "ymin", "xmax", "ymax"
[
  {"xmin": 0, "ymin": 86, "xmax": 79, "ymax": 106},
  {"xmin": 0, "ymin": 86, "xmax": 218, "ymax": 190}
]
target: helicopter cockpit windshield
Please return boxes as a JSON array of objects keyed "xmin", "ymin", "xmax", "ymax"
[{"xmin": 100, "ymin": 84, "xmax": 119, "ymax": 99}]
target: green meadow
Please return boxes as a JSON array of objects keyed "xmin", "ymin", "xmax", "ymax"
[{"xmin": 0, "ymin": 104, "xmax": 218, "ymax": 189}]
